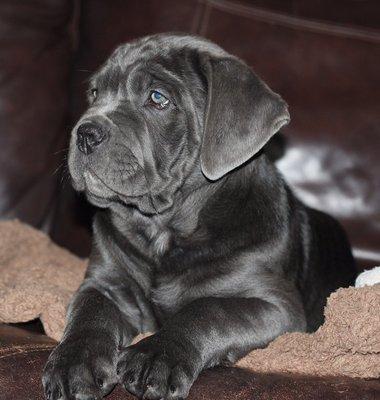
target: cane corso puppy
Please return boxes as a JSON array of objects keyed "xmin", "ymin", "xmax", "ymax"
[{"xmin": 43, "ymin": 34, "xmax": 356, "ymax": 400}]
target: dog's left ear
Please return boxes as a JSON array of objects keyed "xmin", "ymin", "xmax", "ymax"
[{"xmin": 200, "ymin": 56, "xmax": 290, "ymax": 180}]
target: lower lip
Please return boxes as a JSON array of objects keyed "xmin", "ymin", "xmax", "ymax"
[
  {"xmin": 84, "ymin": 170, "xmax": 98, "ymax": 184},
  {"xmin": 83, "ymin": 170, "xmax": 106, "ymax": 196}
]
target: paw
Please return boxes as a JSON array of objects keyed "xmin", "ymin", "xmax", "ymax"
[
  {"xmin": 117, "ymin": 334, "xmax": 201, "ymax": 400},
  {"xmin": 42, "ymin": 339, "xmax": 118, "ymax": 400}
]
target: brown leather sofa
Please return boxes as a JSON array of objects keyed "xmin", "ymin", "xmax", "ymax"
[{"xmin": 0, "ymin": 1, "xmax": 379, "ymax": 399}]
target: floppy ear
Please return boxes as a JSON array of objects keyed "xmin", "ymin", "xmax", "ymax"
[{"xmin": 200, "ymin": 56, "xmax": 290, "ymax": 180}]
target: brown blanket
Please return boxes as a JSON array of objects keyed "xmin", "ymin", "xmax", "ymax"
[{"xmin": 0, "ymin": 220, "xmax": 378, "ymax": 379}]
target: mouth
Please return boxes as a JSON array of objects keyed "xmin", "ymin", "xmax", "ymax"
[
  {"xmin": 82, "ymin": 167, "xmax": 150, "ymax": 202},
  {"xmin": 70, "ymin": 160, "xmax": 167, "ymax": 215},
  {"xmin": 83, "ymin": 169, "xmax": 116, "ymax": 199}
]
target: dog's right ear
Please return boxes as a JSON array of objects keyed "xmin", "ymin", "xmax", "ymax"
[{"xmin": 200, "ymin": 55, "xmax": 290, "ymax": 181}]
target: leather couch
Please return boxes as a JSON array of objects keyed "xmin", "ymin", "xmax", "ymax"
[
  {"xmin": 1, "ymin": 323, "xmax": 379, "ymax": 399},
  {"xmin": 0, "ymin": 1, "xmax": 379, "ymax": 398}
]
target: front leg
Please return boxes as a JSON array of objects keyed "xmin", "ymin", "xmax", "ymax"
[
  {"xmin": 118, "ymin": 292, "xmax": 306, "ymax": 400},
  {"xmin": 42, "ymin": 279, "xmax": 142, "ymax": 400}
]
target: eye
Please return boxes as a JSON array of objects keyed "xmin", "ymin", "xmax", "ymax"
[
  {"xmin": 149, "ymin": 90, "xmax": 170, "ymax": 109},
  {"xmin": 91, "ymin": 88, "xmax": 98, "ymax": 99}
]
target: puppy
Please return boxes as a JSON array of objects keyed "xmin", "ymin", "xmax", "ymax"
[{"xmin": 43, "ymin": 34, "xmax": 356, "ymax": 400}]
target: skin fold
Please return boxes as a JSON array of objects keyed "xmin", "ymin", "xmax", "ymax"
[{"xmin": 42, "ymin": 34, "xmax": 357, "ymax": 400}]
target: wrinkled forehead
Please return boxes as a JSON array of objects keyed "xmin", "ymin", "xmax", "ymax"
[
  {"xmin": 90, "ymin": 34, "xmax": 228, "ymax": 89},
  {"xmin": 117, "ymin": 34, "xmax": 225, "ymax": 60},
  {"xmin": 109, "ymin": 34, "xmax": 227, "ymax": 68}
]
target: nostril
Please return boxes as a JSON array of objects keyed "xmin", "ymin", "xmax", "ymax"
[{"xmin": 76, "ymin": 122, "xmax": 107, "ymax": 154}]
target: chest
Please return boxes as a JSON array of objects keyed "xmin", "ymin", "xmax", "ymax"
[
  {"xmin": 117, "ymin": 208, "xmax": 239, "ymax": 316},
  {"xmin": 148, "ymin": 242, "xmax": 211, "ymax": 319},
  {"xmin": 150, "ymin": 272, "xmax": 188, "ymax": 319},
  {"xmin": 148, "ymin": 243, "xmax": 241, "ymax": 321}
]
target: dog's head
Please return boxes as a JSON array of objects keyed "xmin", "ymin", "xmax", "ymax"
[{"xmin": 68, "ymin": 34, "xmax": 289, "ymax": 213}]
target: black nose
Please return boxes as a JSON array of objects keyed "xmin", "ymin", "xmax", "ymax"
[{"xmin": 76, "ymin": 122, "xmax": 107, "ymax": 155}]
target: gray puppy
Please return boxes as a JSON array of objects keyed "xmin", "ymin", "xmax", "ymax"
[{"xmin": 43, "ymin": 33, "xmax": 356, "ymax": 400}]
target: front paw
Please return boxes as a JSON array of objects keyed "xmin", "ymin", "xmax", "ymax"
[
  {"xmin": 42, "ymin": 338, "xmax": 118, "ymax": 400},
  {"xmin": 117, "ymin": 334, "xmax": 201, "ymax": 400}
]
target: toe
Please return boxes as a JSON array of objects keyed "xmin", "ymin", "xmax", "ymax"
[
  {"xmin": 51, "ymin": 385, "xmax": 62, "ymax": 400},
  {"xmin": 92, "ymin": 360, "xmax": 118, "ymax": 396},
  {"xmin": 142, "ymin": 358, "xmax": 171, "ymax": 400},
  {"xmin": 119, "ymin": 352, "xmax": 151, "ymax": 398},
  {"xmin": 116, "ymin": 347, "xmax": 137, "ymax": 376},
  {"xmin": 167, "ymin": 364, "xmax": 195, "ymax": 400},
  {"xmin": 66, "ymin": 365, "xmax": 103, "ymax": 400},
  {"xmin": 43, "ymin": 374, "xmax": 65, "ymax": 400}
]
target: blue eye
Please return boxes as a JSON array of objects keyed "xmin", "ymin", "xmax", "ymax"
[
  {"xmin": 153, "ymin": 92, "xmax": 162, "ymax": 100},
  {"xmin": 150, "ymin": 91, "xmax": 170, "ymax": 108}
]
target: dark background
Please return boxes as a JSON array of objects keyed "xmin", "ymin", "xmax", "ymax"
[{"xmin": 0, "ymin": 0, "xmax": 379, "ymax": 271}]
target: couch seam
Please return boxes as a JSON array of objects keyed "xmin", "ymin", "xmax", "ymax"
[
  {"xmin": 204, "ymin": 0, "xmax": 380, "ymax": 43},
  {"xmin": 0, "ymin": 345, "xmax": 55, "ymax": 360}
]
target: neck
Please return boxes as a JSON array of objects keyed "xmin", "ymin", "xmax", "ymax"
[{"xmin": 106, "ymin": 154, "xmax": 277, "ymax": 259}]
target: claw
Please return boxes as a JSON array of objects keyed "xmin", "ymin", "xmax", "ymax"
[
  {"xmin": 169, "ymin": 384, "xmax": 176, "ymax": 394},
  {"xmin": 96, "ymin": 377, "xmax": 104, "ymax": 388}
]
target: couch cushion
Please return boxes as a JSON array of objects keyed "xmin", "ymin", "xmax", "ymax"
[{"xmin": 0, "ymin": 0, "xmax": 73, "ymax": 233}]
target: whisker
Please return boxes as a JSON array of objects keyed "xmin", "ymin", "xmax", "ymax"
[
  {"xmin": 53, "ymin": 147, "xmax": 69, "ymax": 155},
  {"xmin": 52, "ymin": 163, "xmax": 64, "ymax": 177},
  {"xmin": 59, "ymin": 167, "xmax": 71, "ymax": 188},
  {"xmin": 52, "ymin": 156, "xmax": 68, "ymax": 177}
]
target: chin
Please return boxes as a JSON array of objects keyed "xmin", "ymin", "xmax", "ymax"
[
  {"xmin": 82, "ymin": 172, "xmax": 115, "ymax": 206},
  {"xmin": 85, "ymin": 191, "xmax": 113, "ymax": 208}
]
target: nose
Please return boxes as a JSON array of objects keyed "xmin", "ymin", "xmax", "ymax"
[{"xmin": 76, "ymin": 122, "xmax": 107, "ymax": 155}]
